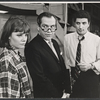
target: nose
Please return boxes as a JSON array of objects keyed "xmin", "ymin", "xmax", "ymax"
[
  {"xmin": 22, "ymin": 34, "xmax": 27, "ymax": 42},
  {"xmin": 79, "ymin": 23, "xmax": 83, "ymax": 28},
  {"xmin": 47, "ymin": 26, "xmax": 52, "ymax": 33},
  {"xmin": 47, "ymin": 28, "xmax": 52, "ymax": 33}
]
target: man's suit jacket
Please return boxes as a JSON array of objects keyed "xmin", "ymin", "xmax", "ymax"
[{"xmin": 25, "ymin": 34, "xmax": 71, "ymax": 98}]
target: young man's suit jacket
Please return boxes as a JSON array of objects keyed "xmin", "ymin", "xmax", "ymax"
[{"xmin": 25, "ymin": 34, "xmax": 71, "ymax": 98}]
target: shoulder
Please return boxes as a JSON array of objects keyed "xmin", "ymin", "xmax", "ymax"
[
  {"xmin": 64, "ymin": 32, "xmax": 76, "ymax": 43},
  {"xmin": 25, "ymin": 35, "xmax": 43, "ymax": 54},
  {"xmin": 26, "ymin": 36, "xmax": 40, "ymax": 49},
  {"xmin": 89, "ymin": 32, "xmax": 100, "ymax": 40},
  {"xmin": 28, "ymin": 34, "xmax": 43, "ymax": 46},
  {"xmin": 28, "ymin": 35, "xmax": 38, "ymax": 44},
  {"xmin": 0, "ymin": 47, "xmax": 12, "ymax": 59},
  {"xmin": 88, "ymin": 32, "xmax": 100, "ymax": 45},
  {"xmin": 64, "ymin": 32, "xmax": 76, "ymax": 39},
  {"xmin": 0, "ymin": 48, "xmax": 17, "ymax": 73}
]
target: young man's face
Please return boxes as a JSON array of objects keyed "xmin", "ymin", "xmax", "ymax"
[
  {"xmin": 74, "ymin": 18, "xmax": 90, "ymax": 36},
  {"xmin": 39, "ymin": 16, "xmax": 57, "ymax": 41}
]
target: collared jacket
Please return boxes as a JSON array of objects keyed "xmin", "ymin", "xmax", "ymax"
[{"xmin": 25, "ymin": 34, "xmax": 71, "ymax": 98}]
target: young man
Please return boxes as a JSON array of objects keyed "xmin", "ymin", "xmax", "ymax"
[
  {"xmin": 64, "ymin": 10, "xmax": 100, "ymax": 98},
  {"xmin": 25, "ymin": 12, "xmax": 71, "ymax": 98}
]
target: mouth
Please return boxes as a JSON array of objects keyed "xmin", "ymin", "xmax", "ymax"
[
  {"xmin": 21, "ymin": 43, "xmax": 26, "ymax": 45},
  {"xmin": 78, "ymin": 29, "xmax": 83, "ymax": 32},
  {"xmin": 45, "ymin": 34, "xmax": 52, "ymax": 37}
]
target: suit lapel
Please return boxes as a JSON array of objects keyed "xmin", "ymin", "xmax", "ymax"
[
  {"xmin": 37, "ymin": 35, "xmax": 59, "ymax": 61},
  {"xmin": 52, "ymin": 40, "xmax": 61, "ymax": 61}
]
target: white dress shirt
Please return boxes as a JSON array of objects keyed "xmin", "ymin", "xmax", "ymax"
[{"xmin": 64, "ymin": 31, "xmax": 100, "ymax": 75}]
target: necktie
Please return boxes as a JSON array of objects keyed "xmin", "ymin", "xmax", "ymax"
[
  {"xmin": 72, "ymin": 36, "xmax": 84, "ymax": 81},
  {"xmin": 48, "ymin": 41, "xmax": 59, "ymax": 59}
]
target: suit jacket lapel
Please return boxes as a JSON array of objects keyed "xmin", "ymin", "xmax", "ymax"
[
  {"xmin": 52, "ymin": 40, "xmax": 61, "ymax": 61},
  {"xmin": 37, "ymin": 35, "xmax": 59, "ymax": 61}
]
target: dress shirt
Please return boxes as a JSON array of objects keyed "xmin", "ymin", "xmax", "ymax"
[
  {"xmin": 64, "ymin": 31, "xmax": 100, "ymax": 75},
  {"xmin": 0, "ymin": 47, "xmax": 32, "ymax": 98}
]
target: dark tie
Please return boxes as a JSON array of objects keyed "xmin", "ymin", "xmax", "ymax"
[{"xmin": 72, "ymin": 36, "xmax": 85, "ymax": 81}]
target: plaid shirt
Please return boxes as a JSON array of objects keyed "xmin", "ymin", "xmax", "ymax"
[{"xmin": 0, "ymin": 47, "xmax": 32, "ymax": 98}]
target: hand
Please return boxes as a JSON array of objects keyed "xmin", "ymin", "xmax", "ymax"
[
  {"xmin": 61, "ymin": 93, "xmax": 70, "ymax": 98},
  {"xmin": 78, "ymin": 62, "xmax": 91, "ymax": 72}
]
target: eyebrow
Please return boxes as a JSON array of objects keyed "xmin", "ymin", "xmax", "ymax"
[
  {"xmin": 42, "ymin": 24, "xmax": 56, "ymax": 26},
  {"xmin": 15, "ymin": 32, "xmax": 25, "ymax": 35}
]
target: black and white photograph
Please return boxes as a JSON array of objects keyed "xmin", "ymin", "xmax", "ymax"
[{"xmin": 0, "ymin": 2, "xmax": 100, "ymax": 99}]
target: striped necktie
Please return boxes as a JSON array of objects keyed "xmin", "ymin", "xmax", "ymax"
[{"xmin": 72, "ymin": 36, "xmax": 85, "ymax": 81}]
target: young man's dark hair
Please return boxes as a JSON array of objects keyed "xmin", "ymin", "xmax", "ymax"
[{"xmin": 73, "ymin": 10, "xmax": 91, "ymax": 23}]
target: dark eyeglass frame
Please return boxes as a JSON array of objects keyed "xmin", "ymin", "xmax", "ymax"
[{"xmin": 40, "ymin": 24, "xmax": 57, "ymax": 32}]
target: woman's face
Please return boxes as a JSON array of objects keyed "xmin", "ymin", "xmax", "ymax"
[{"xmin": 9, "ymin": 31, "xmax": 28, "ymax": 49}]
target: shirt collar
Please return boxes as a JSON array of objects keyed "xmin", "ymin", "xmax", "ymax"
[
  {"xmin": 3, "ymin": 47, "xmax": 20, "ymax": 61},
  {"xmin": 75, "ymin": 30, "xmax": 90, "ymax": 40},
  {"xmin": 44, "ymin": 39, "xmax": 52, "ymax": 43}
]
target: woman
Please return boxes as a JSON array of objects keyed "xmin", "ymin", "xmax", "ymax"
[{"xmin": 0, "ymin": 16, "xmax": 33, "ymax": 98}]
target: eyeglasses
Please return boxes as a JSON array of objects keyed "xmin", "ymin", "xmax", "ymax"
[{"xmin": 40, "ymin": 24, "xmax": 57, "ymax": 32}]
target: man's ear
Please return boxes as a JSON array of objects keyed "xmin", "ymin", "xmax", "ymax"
[
  {"xmin": 88, "ymin": 22, "xmax": 90, "ymax": 26},
  {"xmin": 73, "ymin": 23, "xmax": 76, "ymax": 28},
  {"xmin": 37, "ymin": 26, "xmax": 40, "ymax": 34},
  {"xmin": 87, "ymin": 22, "xmax": 90, "ymax": 29},
  {"xmin": 37, "ymin": 26, "xmax": 39, "ymax": 31},
  {"xmin": 9, "ymin": 36, "xmax": 11, "ymax": 40}
]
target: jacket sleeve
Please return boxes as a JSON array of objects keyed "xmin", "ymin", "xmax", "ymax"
[
  {"xmin": 0, "ymin": 59, "xmax": 20, "ymax": 98},
  {"xmin": 64, "ymin": 69, "xmax": 71, "ymax": 94},
  {"xmin": 53, "ymin": 39, "xmax": 71, "ymax": 94},
  {"xmin": 0, "ymin": 57, "xmax": 31, "ymax": 98},
  {"xmin": 25, "ymin": 45, "xmax": 60, "ymax": 98},
  {"xmin": 17, "ymin": 63, "xmax": 32, "ymax": 98}
]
